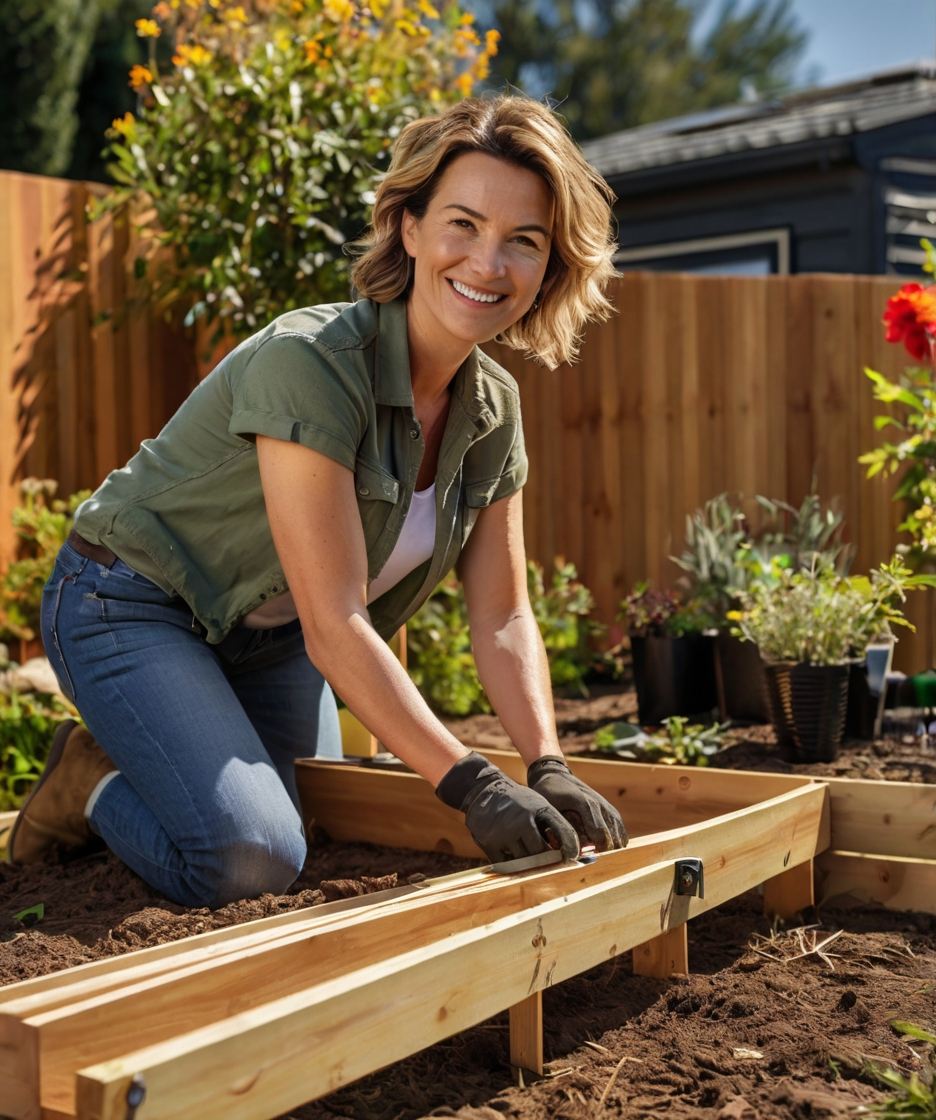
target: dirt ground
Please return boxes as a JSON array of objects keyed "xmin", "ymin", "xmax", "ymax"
[{"xmin": 2, "ymin": 687, "xmax": 935, "ymax": 1119}]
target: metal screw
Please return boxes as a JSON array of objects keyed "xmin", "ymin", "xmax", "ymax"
[{"xmin": 125, "ymin": 1073, "xmax": 146, "ymax": 1120}]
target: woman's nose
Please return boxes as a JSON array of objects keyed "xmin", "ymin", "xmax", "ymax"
[{"xmin": 468, "ymin": 237, "xmax": 507, "ymax": 281}]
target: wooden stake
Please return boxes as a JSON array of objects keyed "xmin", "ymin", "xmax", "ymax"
[
  {"xmin": 509, "ymin": 992, "xmax": 543, "ymax": 1077},
  {"xmin": 763, "ymin": 858, "xmax": 814, "ymax": 922},
  {"xmin": 632, "ymin": 924, "xmax": 688, "ymax": 979}
]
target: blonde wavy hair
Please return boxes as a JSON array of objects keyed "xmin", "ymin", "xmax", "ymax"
[{"xmin": 350, "ymin": 94, "xmax": 618, "ymax": 368}]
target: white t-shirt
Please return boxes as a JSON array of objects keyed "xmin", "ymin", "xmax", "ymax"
[{"xmin": 242, "ymin": 483, "xmax": 437, "ymax": 628}]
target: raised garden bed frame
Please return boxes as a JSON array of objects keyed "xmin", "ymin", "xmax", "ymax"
[{"xmin": 0, "ymin": 750, "xmax": 932, "ymax": 1120}]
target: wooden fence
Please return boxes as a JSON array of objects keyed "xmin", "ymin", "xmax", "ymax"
[{"xmin": 0, "ymin": 169, "xmax": 929, "ymax": 669}]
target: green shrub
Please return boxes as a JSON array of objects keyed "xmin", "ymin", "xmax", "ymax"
[
  {"xmin": 594, "ymin": 715, "xmax": 726, "ymax": 767},
  {"xmin": 0, "ymin": 479, "xmax": 91, "ymax": 643},
  {"xmin": 100, "ymin": 0, "xmax": 499, "ymax": 340},
  {"xmin": 730, "ymin": 556, "xmax": 936, "ymax": 666},
  {"xmin": 407, "ymin": 558, "xmax": 608, "ymax": 717},
  {"xmin": 0, "ymin": 691, "xmax": 79, "ymax": 811}
]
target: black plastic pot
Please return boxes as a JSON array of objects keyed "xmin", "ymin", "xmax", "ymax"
[
  {"xmin": 764, "ymin": 661, "xmax": 850, "ymax": 763},
  {"xmin": 714, "ymin": 633, "xmax": 770, "ymax": 723},
  {"xmin": 630, "ymin": 634, "xmax": 718, "ymax": 726}
]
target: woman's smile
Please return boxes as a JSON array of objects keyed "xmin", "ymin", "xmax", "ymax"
[{"xmin": 448, "ymin": 277, "xmax": 508, "ymax": 305}]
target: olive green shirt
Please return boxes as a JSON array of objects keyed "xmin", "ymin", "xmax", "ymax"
[{"xmin": 74, "ymin": 298, "xmax": 528, "ymax": 644}]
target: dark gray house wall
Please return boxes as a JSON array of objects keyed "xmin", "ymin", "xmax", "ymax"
[{"xmin": 581, "ymin": 65, "xmax": 936, "ymax": 277}]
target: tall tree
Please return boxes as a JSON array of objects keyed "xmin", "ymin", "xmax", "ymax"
[
  {"xmin": 485, "ymin": 0, "xmax": 808, "ymax": 140},
  {"xmin": 0, "ymin": 0, "xmax": 114, "ymax": 177}
]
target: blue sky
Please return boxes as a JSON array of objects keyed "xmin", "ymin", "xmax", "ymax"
[{"xmin": 700, "ymin": 0, "xmax": 936, "ymax": 87}]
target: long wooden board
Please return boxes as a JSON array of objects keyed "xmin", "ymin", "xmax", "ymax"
[
  {"xmin": 76, "ymin": 788, "xmax": 825, "ymax": 1120},
  {"xmin": 816, "ymin": 849, "xmax": 936, "ymax": 914},
  {"xmin": 822, "ymin": 777, "xmax": 936, "ymax": 859},
  {"xmin": 2, "ymin": 783, "xmax": 828, "ymax": 1120},
  {"xmin": 296, "ymin": 752, "xmax": 814, "ymax": 855}
]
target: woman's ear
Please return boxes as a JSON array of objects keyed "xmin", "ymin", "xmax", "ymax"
[{"xmin": 400, "ymin": 208, "xmax": 419, "ymax": 259}]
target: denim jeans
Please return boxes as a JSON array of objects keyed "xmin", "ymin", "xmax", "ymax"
[{"xmin": 40, "ymin": 540, "xmax": 342, "ymax": 908}]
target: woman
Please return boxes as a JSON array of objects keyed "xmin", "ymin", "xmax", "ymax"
[{"xmin": 10, "ymin": 94, "xmax": 627, "ymax": 907}]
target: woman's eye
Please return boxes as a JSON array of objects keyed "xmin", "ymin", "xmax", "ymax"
[{"xmin": 451, "ymin": 218, "xmax": 474, "ymax": 229}]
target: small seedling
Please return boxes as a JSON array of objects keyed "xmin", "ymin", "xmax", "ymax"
[
  {"xmin": 594, "ymin": 716, "xmax": 727, "ymax": 767},
  {"xmin": 863, "ymin": 1022, "xmax": 936, "ymax": 1118},
  {"xmin": 13, "ymin": 903, "xmax": 44, "ymax": 927}
]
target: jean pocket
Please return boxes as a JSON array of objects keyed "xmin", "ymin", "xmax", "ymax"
[{"xmin": 41, "ymin": 574, "xmax": 77, "ymax": 702}]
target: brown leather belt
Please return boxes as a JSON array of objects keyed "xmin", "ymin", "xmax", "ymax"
[{"xmin": 67, "ymin": 529, "xmax": 118, "ymax": 567}]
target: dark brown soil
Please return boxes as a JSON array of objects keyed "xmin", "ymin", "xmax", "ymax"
[
  {"xmin": 0, "ymin": 838, "xmax": 480, "ymax": 986},
  {"xmin": 281, "ymin": 892, "xmax": 936, "ymax": 1120},
  {"xmin": 444, "ymin": 685, "xmax": 936, "ymax": 784}
]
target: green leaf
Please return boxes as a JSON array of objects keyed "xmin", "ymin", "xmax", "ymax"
[{"xmin": 14, "ymin": 903, "xmax": 44, "ymax": 925}]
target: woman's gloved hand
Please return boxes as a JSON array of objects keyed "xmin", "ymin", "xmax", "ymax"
[
  {"xmin": 436, "ymin": 752, "xmax": 580, "ymax": 864},
  {"xmin": 527, "ymin": 756, "xmax": 628, "ymax": 851}
]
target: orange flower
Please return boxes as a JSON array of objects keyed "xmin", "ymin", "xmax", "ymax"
[
  {"xmin": 135, "ymin": 17, "xmax": 161, "ymax": 36},
  {"xmin": 884, "ymin": 283, "xmax": 936, "ymax": 362},
  {"xmin": 128, "ymin": 64, "xmax": 153, "ymax": 89},
  {"xmin": 485, "ymin": 28, "xmax": 500, "ymax": 55},
  {"xmin": 173, "ymin": 43, "xmax": 212, "ymax": 65},
  {"xmin": 152, "ymin": 2, "xmax": 172, "ymax": 18}
]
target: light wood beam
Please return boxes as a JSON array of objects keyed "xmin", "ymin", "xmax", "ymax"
[
  {"xmin": 632, "ymin": 924, "xmax": 689, "ymax": 979},
  {"xmin": 763, "ymin": 859, "xmax": 815, "ymax": 922},
  {"xmin": 509, "ymin": 992, "xmax": 543, "ymax": 1077}
]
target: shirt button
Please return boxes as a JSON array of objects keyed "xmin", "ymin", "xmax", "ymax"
[
  {"xmin": 409, "ymin": 429, "xmax": 419, "ymax": 439},
  {"xmin": 271, "ymin": 586, "xmax": 279, "ymax": 593},
  {"xmin": 358, "ymin": 486, "xmax": 370, "ymax": 496}
]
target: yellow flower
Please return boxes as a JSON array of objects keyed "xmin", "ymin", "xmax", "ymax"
[
  {"xmin": 111, "ymin": 112, "xmax": 135, "ymax": 136},
  {"xmin": 128, "ymin": 64, "xmax": 153, "ymax": 88},
  {"xmin": 225, "ymin": 5, "xmax": 248, "ymax": 24},
  {"xmin": 459, "ymin": 11, "xmax": 474, "ymax": 23},
  {"xmin": 454, "ymin": 70, "xmax": 473, "ymax": 96},
  {"xmin": 173, "ymin": 42, "xmax": 212, "ymax": 65},
  {"xmin": 135, "ymin": 17, "xmax": 161, "ymax": 36},
  {"xmin": 395, "ymin": 16, "xmax": 418, "ymax": 34},
  {"xmin": 290, "ymin": 0, "xmax": 304, "ymax": 12},
  {"xmin": 485, "ymin": 28, "xmax": 500, "ymax": 55},
  {"xmin": 916, "ymin": 504, "xmax": 934, "ymax": 521},
  {"xmin": 324, "ymin": 0, "xmax": 355, "ymax": 22},
  {"xmin": 370, "ymin": 0, "xmax": 387, "ymax": 16},
  {"xmin": 416, "ymin": 0, "xmax": 439, "ymax": 17},
  {"xmin": 725, "ymin": 610, "xmax": 744, "ymax": 622}
]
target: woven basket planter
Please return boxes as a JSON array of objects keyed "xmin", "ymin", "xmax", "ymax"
[{"xmin": 763, "ymin": 661, "xmax": 850, "ymax": 763}]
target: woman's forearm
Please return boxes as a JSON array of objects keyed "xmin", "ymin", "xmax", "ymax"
[
  {"xmin": 303, "ymin": 607, "xmax": 468, "ymax": 787},
  {"xmin": 470, "ymin": 605, "xmax": 565, "ymax": 768}
]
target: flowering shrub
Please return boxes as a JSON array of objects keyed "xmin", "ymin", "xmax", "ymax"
[
  {"xmin": 729, "ymin": 557, "xmax": 935, "ymax": 666},
  {"xmin": 100, "ymin": 0, "xmax": 499, "ymax": 337},
  {"xmin": 860, "ymin": 270, "xmax": 936, "ymax": 566}
]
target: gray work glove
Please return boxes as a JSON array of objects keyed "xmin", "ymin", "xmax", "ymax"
[
  {"xmin": 527, "ymin": 756, "xmax": 628, "ymax": 851},
  {"xmin": 436, "ymin": 752, "xmax": 580, "ymax": 864}
]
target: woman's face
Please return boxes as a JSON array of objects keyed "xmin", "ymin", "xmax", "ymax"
[{"xmin": 401, "ymin": 151, "xmax": 553, "ymax": 349}]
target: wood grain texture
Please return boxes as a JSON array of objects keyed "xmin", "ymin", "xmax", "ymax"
[
  {"xmin": 509, "ymin": 992, "xmax": 543, "ymax": 1076},
  {"xmin": 1, "ymin": 781, "xmax": 827, "ymax": 1120},
  {"xmin": 763, "ymin": 859, "xmax": 815, "ymax": 922},
  {"xmin": 632, "ymin": 923, "xmax": 689, "ymax": 979},
  {"xmin": 816, "ymin": 850, "xmax": 936, "ymax": 914}
]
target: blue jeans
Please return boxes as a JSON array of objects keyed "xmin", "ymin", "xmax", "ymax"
[{"xmin": 40, "ymin": 541, "xmax": 342, "ymax": 908}]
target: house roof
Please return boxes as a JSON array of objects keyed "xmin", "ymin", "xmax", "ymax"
[{"xmin": 581, "ymin": 63, "xmax": 936, "ymax": 186}]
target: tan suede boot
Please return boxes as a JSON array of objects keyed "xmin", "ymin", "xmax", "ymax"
[{"xmin": 7, "ymin": 721, "xmax": 117, "ymax": 864}]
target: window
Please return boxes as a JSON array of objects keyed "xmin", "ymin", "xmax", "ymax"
[{"xmin": 615, "ymin": 228, "xmax": 791, "ymax": 275}]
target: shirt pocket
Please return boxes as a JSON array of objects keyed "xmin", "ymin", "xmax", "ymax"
[{"xmin": 354, "ymin": 459, "xmax": 400, "ymax": 547}]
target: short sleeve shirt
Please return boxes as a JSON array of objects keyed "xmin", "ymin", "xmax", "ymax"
[{"xmin": 74, "ymin": 298, "xmax": 528, "ymax": 643}]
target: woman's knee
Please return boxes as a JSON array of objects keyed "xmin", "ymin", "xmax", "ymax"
[{"xmin": 187, "ymin": 814, "xmax": 307, "ymax": 908}]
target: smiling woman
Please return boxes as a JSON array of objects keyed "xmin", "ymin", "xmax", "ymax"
[{"xmin": 10, "ymin": 94, "xmax": 625, "ymax": 910}]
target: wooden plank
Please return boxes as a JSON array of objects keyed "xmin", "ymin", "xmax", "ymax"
[
  {"xmin": 824, "ymin": 776, "xmax": 936, "ymax": 860},
  {"xmin": 75, "ymin": 784, "xmax": 826, "ymax": 1120},
  {"xmin": 508, "ymin": 992, "xmax": 543, "ymax": 1076},
  {"xmin": 763, "ymin": 859, "xmax": 814, "ymax": 922},
  {"xmin": 632, "ymin": 923, "xmax": 688, "ymax": 979},
  {"xmin": 816, "ymin": 850, "xmax": 936, "ymax": 915},
  {"xmin": 296, "ymin": 753, "xmax": 815, "ymax": 853},
  {"xmin": 2, "ymin": 784, "xmax": 827, "ymax": 1120}
]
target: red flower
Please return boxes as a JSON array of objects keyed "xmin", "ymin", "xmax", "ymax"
[{"xmin": 883, "ymin": 282, "xmax": 936, "ymax": 361}]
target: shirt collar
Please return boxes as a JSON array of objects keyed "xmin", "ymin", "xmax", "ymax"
[{"xmin": 374, "ymin": 299, "xmax": 497, "ymax": 435}]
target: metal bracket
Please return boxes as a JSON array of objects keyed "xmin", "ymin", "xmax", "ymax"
[
  {"xmin": 674, "ymin": 858, "xmax": 704, "ymax": 899},
  {"xmin": 125, "ymin": 1073, "xmax": 146, "ymax": 1120}
]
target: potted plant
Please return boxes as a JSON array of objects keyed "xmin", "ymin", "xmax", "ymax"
[
  {"xmin": 730, "ymin": 557, "xmax": 934, "ymax": 762},
  {"xmin": 672, "ymin": 491, "xmax": 854, "ymax": 724},
  {"xmin": 620, "ymin": 583, "xmax": 719, "ymax": 725}
]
